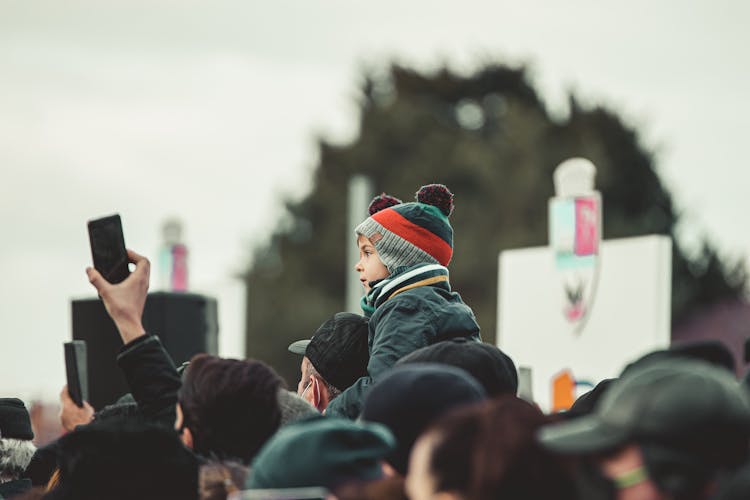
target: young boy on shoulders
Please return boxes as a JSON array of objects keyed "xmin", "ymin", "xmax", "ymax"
[{"xmin": 325, "ymin": 184, "xmax": 481, "ymax": 419}]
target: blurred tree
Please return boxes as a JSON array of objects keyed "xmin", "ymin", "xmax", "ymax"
[{"xmin": 243, "ymin": 63, "xmax": 747, "ymax": 386}]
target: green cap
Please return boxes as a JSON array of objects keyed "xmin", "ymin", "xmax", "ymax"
[{"xmin": 247, "ymin": 416, "xmax": 395, "ymax": 490}]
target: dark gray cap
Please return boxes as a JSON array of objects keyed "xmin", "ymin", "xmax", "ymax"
[
  {"xmin": 287, "ymin": 312, "xmax": 370, "ymax": 391},
  {"xmin": 361, "ymin": 363, "xmax": 487, "ymax": 474},
  {"xmin": 396, "ymin": 337, "xmax": 517, "ymax": 397},
  {"xmin": 538, "ymin": 359, "xmax": 750, "ymax": 455}
]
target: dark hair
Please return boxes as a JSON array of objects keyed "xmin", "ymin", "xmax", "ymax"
[
  {"xmin": 178, "ymin": 354, "xmax": 283, "ymax": 463},
  {"xmin": 425, "ymin": 396, "xmax": 576, "ymax": 500}
]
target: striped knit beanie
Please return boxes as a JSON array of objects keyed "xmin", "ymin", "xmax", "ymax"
[{"xmin": 355, "ymin": 184, "xmax": 454, "ymax": 273}]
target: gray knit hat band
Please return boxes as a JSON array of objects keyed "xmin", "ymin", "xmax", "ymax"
[{"xmin": 355, "ymin": 218, "xmax": 437, "ymax": 273}]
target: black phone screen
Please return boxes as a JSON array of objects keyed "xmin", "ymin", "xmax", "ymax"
[
  {"xmin": 64, "ymin": 340, "xmax": 88, "ymax": 407},
  {"xmin": 88, "ymin": 214, "xmax": 130, "ymax": 284}
]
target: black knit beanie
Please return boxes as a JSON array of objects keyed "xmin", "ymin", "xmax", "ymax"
[{"xmin": 0, "ymin": 398, "xmax": 34, "ymax": 440}]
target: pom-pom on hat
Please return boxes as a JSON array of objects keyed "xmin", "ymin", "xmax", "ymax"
[
  {"xmin": 368, "ymin": 193, "xmax": 402, "ymax": 215},
  {"xmin": 355, "ymin": 184, "xmax": 454, "ymax": 272}
]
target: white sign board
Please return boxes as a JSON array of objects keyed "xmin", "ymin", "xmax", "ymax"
[{"xmin": 497, "ymin": 235, "xmax": 672, "ymax": 412}]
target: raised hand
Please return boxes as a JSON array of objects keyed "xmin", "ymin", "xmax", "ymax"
[
  {"xmin": 86, "ymin": 249, "xmax": 150, "ymax": 344},
  {"xmin": 59, "ymin": 384, "xmax": 94, "ymax": 432}
]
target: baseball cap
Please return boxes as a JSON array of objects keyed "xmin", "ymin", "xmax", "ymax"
[
  {"xmin": 287, "ymin": 312, "xmax": 369, "ymax": 391},
  {"xmin": 538, "ymin": 359, "xmax": 750, "ymax": 455}
]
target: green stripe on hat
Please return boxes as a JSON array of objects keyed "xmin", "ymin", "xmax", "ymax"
[{"xmin": 392, "ymin": 203, "xmax": 453, "ymax": 247}]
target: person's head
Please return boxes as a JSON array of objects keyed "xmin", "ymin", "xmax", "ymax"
[
  {"xmin": 361, "ymin": 363, "xmax": 487, "ymax": 475},
  {"xmin": 565, "ymin": 378, "xmax": 616, "ymax": 420},
  {"xmin": 0, "ymin": 398, "xmax": 36, "ymax": 484},
  {"xmin": 621, "ymin": 339, "xmax": 736, "ymax": 379},
  {"xmin": 566, "ymin": 340, "xmax": 736, "ymax": 421},
  {"xmin": 397, "ymin": 338, "xmax": 518, "ymax": 397},
  {"xmin": 406, "ymin": 396, "xmax": 576, "ymax": 500},
  {"xmin": 354, "ymin": 184, "xmax": 455, "ymax": 288},
  {"xmin": 246, "ymin": 416, "xmax": 395, "ymax": 491},
  {"xmin": 47, "ymin": 417, "xmax": 198, "ymax": 500},
  {"xmin": 288, "ymin": 312, "xmax": 370, "ymax": 412},
  {"xmin": 176, "ymin": 354, "xmax": 283, "ymax": 463},
  {"xmin": 539, "ymin": 359, "xmax": 750, "ymax": 500}
]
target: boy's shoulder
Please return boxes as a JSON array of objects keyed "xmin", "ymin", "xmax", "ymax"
[
  {"xmin": 370, "ymin": 286, "xmax": 480, "ymax": 343},
  {"xmin": 372, "ymin": 284, "xmax": 473, "ymax": 321}
]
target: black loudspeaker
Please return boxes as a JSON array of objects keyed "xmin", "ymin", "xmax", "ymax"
[{"xmin": 71, "ymin": 292, "xmax": 218, "ymax": 410}]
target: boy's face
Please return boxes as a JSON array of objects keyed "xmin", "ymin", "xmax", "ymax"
[{"xmin": 355, "ymin": 234, "xmax": 390, "ymax": 293}]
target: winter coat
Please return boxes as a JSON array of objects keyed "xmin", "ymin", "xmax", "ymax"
[{"xmin": 325, "ymin": 264, "xmax": 481, "ymax": 419}]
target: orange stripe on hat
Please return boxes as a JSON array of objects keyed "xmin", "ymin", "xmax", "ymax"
[{"xmin": 373, "ymin": 208, "xmax": 453, "ymax": 266}]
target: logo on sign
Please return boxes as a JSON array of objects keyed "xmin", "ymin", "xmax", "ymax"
[{"xmin": 549, "ymin": 194, "xmax": 602, "ymax": 329}]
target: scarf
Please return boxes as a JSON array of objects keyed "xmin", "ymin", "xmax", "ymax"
[{"xmin": 360, "ymin": 263, "xmax": 450, "ymax": 316}]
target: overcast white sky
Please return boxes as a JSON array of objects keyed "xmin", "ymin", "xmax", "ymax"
[{"xmin": 1, "ymin": 0, "xmax": 748, "ymax": 402}]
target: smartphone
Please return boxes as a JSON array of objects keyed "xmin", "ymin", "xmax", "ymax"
[
  {"xmin": 88, "ymin": 214, "xmax": 130, "ymax": 284},
  {"xmin": 64, "ymin": 341, "xmax": 89, "ymax": 407}
]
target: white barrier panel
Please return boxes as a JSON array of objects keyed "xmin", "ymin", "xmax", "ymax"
[{"xmin": 497, "ymin": 235, "xmax": 672, "ymax": 412}]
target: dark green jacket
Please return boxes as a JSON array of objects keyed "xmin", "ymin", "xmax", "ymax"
[{"xmin": 326, "ymin": 264, "xmax": 481, "ymax": 419}]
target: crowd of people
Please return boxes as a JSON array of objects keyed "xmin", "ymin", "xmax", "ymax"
[{"xmin": 2, "ymin": 183, "xmax": 750, "ymax": 500}]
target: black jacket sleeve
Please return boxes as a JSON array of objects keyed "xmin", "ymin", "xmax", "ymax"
[{"xmin": 116, "ymin": 334, "xmax": 181, "ymax": 428}]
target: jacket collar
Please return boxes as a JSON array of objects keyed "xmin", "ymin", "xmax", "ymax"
[{"xmin": 361, "ymin": 263, "xmax": 450, "ymax": 315}]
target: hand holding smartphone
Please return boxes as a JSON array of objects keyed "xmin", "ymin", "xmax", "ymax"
[
  {"xmin": 87, "ymin": 214, "xmax": 130, "ymax": 284},
  {"xmin": 86, "ymin": 215, "xmax": 150, "ymax": 344}
]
